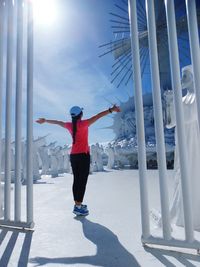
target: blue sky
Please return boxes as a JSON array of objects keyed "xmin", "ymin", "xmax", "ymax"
[
  {"xmin": 34, "ymin": 0, "xmax": 134, "ymax": 146},
  {"xmin": 1, "ymin": 0, "xmax": 192, "ymax": 147}
]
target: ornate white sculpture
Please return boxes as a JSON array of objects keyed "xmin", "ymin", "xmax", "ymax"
[
  {"xmin": 164, "ymin": 65, "xmax": 200, "ymax": 230},
  {"xmin": 49, "ymin": 144, "xmax": 65, "ymax": 177},
  {"xmin": 96, "ymin": 144, "xmax": 104, "ymax": 171},
  {"xmin": 105, "ymin": 143, "xmax": 115, "ymax": 169},
  {"xmin": 38, "ymin": 144, "xmax": 50, "ymax": 175},
  {"xmin": 49, "ymin": 145, "xmax": 58, "ymax": 178},
  {"xmin": 33, "ymin": 137, "xmax": 46, "ymax": 181},
  {"xmin": 90, "ymin": 144, "xmax": 98, "ymax": 172},
  {"xmin": 22, "ymin": 136, "xmax": 46, "ymax": 182},
  {"xmin": 63, "ymin": 145, "xmax": 71, "ymax": 173},
  {"xmin": 90, "ymin": 143, "xmax": 104, "ymax": 172},
  {"xmin": 56, "ymin": 146, "xmax": 64, "ymax": 174}
]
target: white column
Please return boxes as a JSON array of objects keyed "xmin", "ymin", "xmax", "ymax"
[
  {"xmin": 128, "ymin": 0, "xmax": 150, "ymax": 239},
  {"xmin": 0, "ymin": 1, "xmax": 5, "ymax": 185},
  {"xmin": 26, "ymin": 0, "xmax": 34, "ymax": 225},
  {"xmin": 185, "ymin": 0, "xmax": 200, "ymax": 128},
  {"xmin": 146, "ymin": 0, "xmax": 171, "ymax": 240},
  {"xmin": 4, "ymin": 0, "xmax": 14, "ymax": 221},
  {"xmin": 164, "ymin": 0, "xmax": 194, "ymax": 242},
  {"xmin": 15, "ymin": 0, "xmax": 23, "ymax": 222}
]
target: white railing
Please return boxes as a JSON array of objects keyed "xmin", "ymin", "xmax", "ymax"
[
  {"xmin": 0, "ymin": 0, "xmax": 34, "ymax": 229},
  {"xmin": 128, "ymin": 0, "xmax": 200, "ymax": 250}
]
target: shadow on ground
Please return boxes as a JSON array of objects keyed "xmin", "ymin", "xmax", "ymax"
[
  {"xmin": 0, "ymin": 227, "xmax": 33, "ymax": 267},
  {"xmin": 30, "ymin": 217, "xmax": 140, "ymax": 267},
  {"xmin": 144, "ymin": 245, "xmax": 200, "ymax": 267}
]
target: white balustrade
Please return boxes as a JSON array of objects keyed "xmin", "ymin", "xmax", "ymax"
[
  {"xmin": 129, "ymin": 0, "xmax": 200, "ymax": 251},
  {"xmin": 0, "ymin": 0, "xmax": 34, "ymax": 229}
]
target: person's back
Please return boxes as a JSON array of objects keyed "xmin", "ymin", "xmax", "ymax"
[{"xmin": 65, "ymin": 119, "xmax": 89, "ymax": 154}]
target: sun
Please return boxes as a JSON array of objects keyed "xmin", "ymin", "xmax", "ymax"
[{"xmin": 32, "ymin": 0, "xmax": 58, "ymax": 27}]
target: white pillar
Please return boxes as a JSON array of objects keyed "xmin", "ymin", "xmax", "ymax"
[
  {"xmin": 15, "ymin": 0, "xmax": 23, "ymax": 222},
  {"xmin": 164, "ymin": 0, "xmax": 194, "ymax": 242},
  {"xmin": 146, "ymin": 0, "xmax": 171, "ymax": 240},
  {"xmin": 26, "ymin": 0, "xmax": 34, "ymax": 226},
  {"xmin": 128, "ymin": 0, "xmax": 150, "ymax": 239},
  {"xmin": 4, "ymin": 0, "xmax": 14, "ymax": 221},
  {"xmin": 0, "ymin": 1, "xmax": 5, "ymax": 185},
  {"xmin": 185, "ymin": 0, "xmax": 200, "ymax": 128}
]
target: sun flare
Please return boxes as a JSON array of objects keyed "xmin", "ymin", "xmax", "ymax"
[{"xmin": 33, "ymin": 0, "xmax": 58, "ymax": 27}]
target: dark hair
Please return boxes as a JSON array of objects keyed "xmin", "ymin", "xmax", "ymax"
[{"xmin": 72, "ymin": 111, "xmax": 83, "ymax": 144}]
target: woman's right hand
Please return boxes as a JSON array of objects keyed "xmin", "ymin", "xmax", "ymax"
[{"xmin": 36, "ymin": 118, "xmax": 46, "ymax": 124}]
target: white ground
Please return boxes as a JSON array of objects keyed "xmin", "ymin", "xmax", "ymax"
[{"xmin": 1, "ymin": 169, "xmax": 200, "ymax": 266}]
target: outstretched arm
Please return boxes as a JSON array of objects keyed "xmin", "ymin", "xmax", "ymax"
[
  {"xmin": 88, "ymin": 105, "xmax": 121, "ymax": 126},
  {"xmin": 36, "ymin": 118, "xmax": 66, "ymax": 128}
]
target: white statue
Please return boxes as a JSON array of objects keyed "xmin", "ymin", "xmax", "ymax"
[
  {"xmin": 164, "ymin": 65, "xmax": 200, "ymax": 230},
  {"xmin": 33, "ymin": 137, "xmax": 46, "ymax": 181},
  {"xmin": 90, "ymin": 143, "xmax": 104, "ymax": 172},
  {"xmin": 63, "ymin": 145, "xmax": 71, "ymax": 173},
  {"xmin": 95, "ymin": 143, "xmax": 104, "ymax": 171},
  {"xmin": 113, "ymin": 143, "xmax": 129, "ymax": 168},
  {"xmin": 38, "ymin": 145, "xmax": 50, "ymax": 175},
  {"xmin": 22, "ymin": 136, "xmax": 46, "ymax": 182},
  {"xmin": 49, "ymin": 146, "xmax": 60, "ymax": 178},
  {"xmin": 56, "ymin": 146, "xmax": 64, "ymax": 174},
  {"xmin": 106, "ymin": 143, "xmax": 115, "ymax": 169},
  {"xmin": 90, "ymin": 144, "xmax": 98, "ymax": 172}
]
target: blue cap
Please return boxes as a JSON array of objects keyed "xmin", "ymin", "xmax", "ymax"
[{"xmin": 70, "ymin": 106, "xmax": 83, "ymax": 117}]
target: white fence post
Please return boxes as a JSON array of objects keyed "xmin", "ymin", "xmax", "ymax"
[
  {"xmin": 26, "ymin": 0, "xmax": 34, "ymax": 226},
  {"xmin": 128, "ymin": 0, "xmax": 200, "ymax": 251},
  {"xmin": 165, "ymin": 0, "xmax": 194, "ymax": 243},
  {"xmin": 15, "ymin": 0, "xmax": 23, "ymax": 222},
  {"xmin": 128, "ymin": 0, "xmax": 150, "ymax": 240},
  {"xmin": 145, "ymin": 0, "xmax": 171, "ymax": 240},
  {"xmin": 4, "ymin": 0, "xmax": 14, "ymax": 221},
  {"xmin": 0, "ymin": 0, "xmax": 5, "ymax": 184},
  {"xmin": 0, "ymin": 0, "xmax": 34, "ymax": 230}
]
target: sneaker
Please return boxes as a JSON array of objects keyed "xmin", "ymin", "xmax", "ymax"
[
  {"xmin": 81, "ymin": 204, "xmax": 88, "ymax": 211},
  {"xmin": 73, "ymin": 205, "xmax": 89, "ymax": 216},
  {"xmin": 74, "ymin": 204, "xmax": 88, "ymax": 211}
]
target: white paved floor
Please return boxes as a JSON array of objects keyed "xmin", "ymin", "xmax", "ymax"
[{"xmin": 1, "ymin": 169, "xmax": 200, "ymax": 266}]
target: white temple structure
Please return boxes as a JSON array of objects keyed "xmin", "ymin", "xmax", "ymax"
[{"xmin": 103, "ymin": 93, "xmax": 174, "ymax": 169}]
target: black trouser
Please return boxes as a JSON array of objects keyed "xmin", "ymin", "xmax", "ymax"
[{"xmin": 70, "ymin": 153, "xmax": 90, "ymax": 203}]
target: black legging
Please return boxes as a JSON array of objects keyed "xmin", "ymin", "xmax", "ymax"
[{"xmin": 70, "ymin": 153, "xmax": 90, "ymax": 202}]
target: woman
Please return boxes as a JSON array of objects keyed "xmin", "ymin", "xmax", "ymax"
[{"xmin": 36, "ymin": 104, "xmax": 121, "ymax": 216}]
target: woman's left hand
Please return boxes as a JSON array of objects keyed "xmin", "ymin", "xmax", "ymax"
[{"xmin": 111, "ymin": 105, "xmax": 121, "ymax": 113}]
